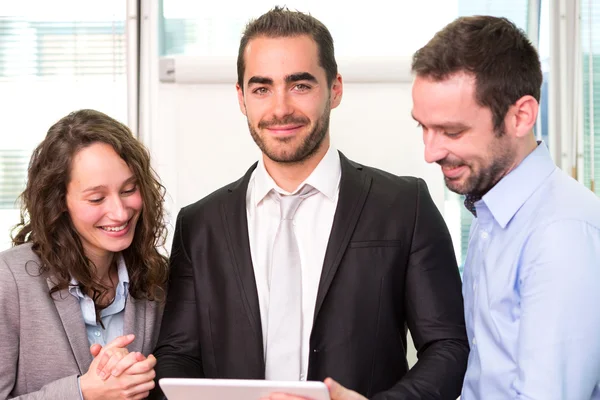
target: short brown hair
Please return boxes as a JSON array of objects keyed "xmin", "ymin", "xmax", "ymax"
[
  {"xmin": 12, "ymin": 109, "xmax": 169, "ymax": 313},
  {"xmin": 411, "ymin": 15, "xmax": 542, "ymax": 132},
  {"xmin": 237, "ymin": 6, "xmax": 337, "ymax": 89}
]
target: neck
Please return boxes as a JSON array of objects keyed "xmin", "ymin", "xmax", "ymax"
[
  {"xmin": 477, "ymin": 133, "xmax": 538, "ymax": 198},
  {"xmin": 503, "ymin": 133, "xmax": 538, "ymax": 178},
  {"xmin": 263, "ymin": 136, "xmax": 330, "ymax": 193},
  {"xmin": 86, "ymin": 249, "xmax": 117, "ymax": 286}
]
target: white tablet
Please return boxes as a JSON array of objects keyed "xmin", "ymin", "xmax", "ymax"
[{"xmin": 159, "ymin": 378, "xmax": 331, "ymax": 400}]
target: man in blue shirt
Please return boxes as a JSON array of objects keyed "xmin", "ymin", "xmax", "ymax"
[{"xmin": 411, "ymin": 15, "xmax": 600, "ymax": 399}]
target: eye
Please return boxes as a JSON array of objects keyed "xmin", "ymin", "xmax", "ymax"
[
  {"xmin": 294, "ymin": 83, "xmax": 311, "ymax": 91},
  {"xmin": 88, "ymin": 197, "xmax": 104, "ymax": 204},
  {"xmin": 122, "ymin": 185, "xmax": 138, "ymax": 195},
  {"xmin": 252, "ymin": 87, "xmax": 268, "ymax": 95},
  {"xmin": 445, "ymin": 131, "xmax": 463, "ymax": 138}
]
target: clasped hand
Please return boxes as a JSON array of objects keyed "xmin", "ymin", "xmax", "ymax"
[{"xmin": 79, "ymin": 334, "xmax": 156, "ymax": 400}]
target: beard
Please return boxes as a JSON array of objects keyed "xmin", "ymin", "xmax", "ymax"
[
  {"xmin": 441, "ymin": 137, "xmax": 514, "ymax": 196},
  {"xmin": 248, "ymin": 102, "xmax": 331, "ymax": 164}
]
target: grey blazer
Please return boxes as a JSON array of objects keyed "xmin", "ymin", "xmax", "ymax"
[{"xmin": 0, "ymin": 243, "xmax": 163, "ymax": 399}]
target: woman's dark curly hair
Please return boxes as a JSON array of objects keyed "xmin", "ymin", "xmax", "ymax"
[{"xmin": 12, "ymin": 109, "xmax": 168, "ymax": 308}]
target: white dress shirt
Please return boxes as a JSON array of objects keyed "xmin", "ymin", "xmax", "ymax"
[{"xmin": 246, "ymin": 145, "xmax": 341, "ymax": 380}]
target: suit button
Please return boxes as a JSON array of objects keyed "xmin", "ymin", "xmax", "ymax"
[{"xmin": 312, "ymin": 349, "xmax": 319, "ymax": 353}]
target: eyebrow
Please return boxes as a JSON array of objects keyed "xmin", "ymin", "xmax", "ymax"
[
  {"xmin": 285, "ymin": 72, "xmax": 317, "ymax": 84},
  {"xmin": 82, "ymin": 176, "xmax": 137, "ymax": 193},
  {"xmin": 411, "ymin": 113, "xmax": 469, "ymax": 131},
  {"xmin": 247, "ymin": 76, "xmax": 273, "ymax": 86},
  {"xmin": 247, "ymin": 72, "xmax": 318, "ymax": 86}
]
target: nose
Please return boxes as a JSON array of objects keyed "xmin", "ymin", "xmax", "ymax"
[
  {"xmin": 271, "ymin": 89, "xmax": 294, "ymax": 120},
  {"xmin": 107, "ymin": 195, "xmax": 129, "ymax": 222},
  {"xmin": 423, "ymin": 129, "xmax": 449, "ymax": 164}
]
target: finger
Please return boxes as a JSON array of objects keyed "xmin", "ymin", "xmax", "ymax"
[
  {"xmin": 104, "ymin": 334, "xmax": 135, "ymax": 350},
  {"xmin": 130, "ymin": 391, "xmax": 150, "ymax": 400},
  {"xmin": 109, "ymin": 352, "xmax": 145, "ymax": 378},
  {"xmin": 95, "ymin": 350, "xmax": 113, "ymax": 379},
  {"xmin": 100, "ymin": 351, "xmax": 125, "ymax": 380},
  {"xmin": 268, "ymin": 394, "xmax": 307, "ymax": 400},
  {"xmin": 122, "ymin": 354, "xmax": 156, "ymax": 375},
  {"xmin": 96, "ymin": 348, "xmax": 128, "ymax": 379},
  {"xmin": 122, "ymin": 378, "xmax": 155, "ymax": 398},
  {"xmin": 325, "ymin": 378, "xmax": 365, "ymax": 400},
  {"xmin": 119, "ymin": 368, "xmax": 156, "ymax": 392},
  {"xmin": 325, "ymin": 378, "xmax": 346, "ymax": 399},
  {"xmin": 90, "ymin": 344, "xmax": 102, "ymax": 358}
]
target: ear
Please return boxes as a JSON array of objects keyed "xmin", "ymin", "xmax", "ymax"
[
  {"xmin": 236, "ymin": 82, "xmax": 247, "ymax": 116},
  {"xmin": 329, "ymin": 73, "xmax": 343, "ymax": 110},
  {"xmin": 508, "ymin": 95, "xmax": 539, "ymax": 138}
]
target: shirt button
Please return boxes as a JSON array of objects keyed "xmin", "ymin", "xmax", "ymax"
[
  {"xmin": 473, "ymin": 283, "xmax": 477, "ymax": 292},
  {"xmin": 480, "ymin": 231, "xmax": 489, "ymax": 239},
  {"xmin": 94, "ymin": 330, "xmax": 101, "ymax": 337},
  {"xmin": 472, "ymin": 337, "xmax": 477, "ymax": 346},
  {"xmin": 300, "ymin": 374, "xmax": 306, "ymax": 381}
]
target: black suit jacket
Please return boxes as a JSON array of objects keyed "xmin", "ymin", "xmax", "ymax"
[{"xmin": 151, "ymin": 153, "xmax": 468, "ymax": 399}]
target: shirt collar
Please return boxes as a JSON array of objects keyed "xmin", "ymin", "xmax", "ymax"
[
  {"xmin": 68, "ymin": 253, "xmax": 130, "ymax": 299},
  {"xmin": 479, "ymin": 141, "xmax": 556, "ymax": 228},
  {"xmin": 253, "ymin": 145, "xmax": 341, "ymax": 205}
]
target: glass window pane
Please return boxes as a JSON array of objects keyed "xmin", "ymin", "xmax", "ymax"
[
  {"xmin": 0, "ymin": 0, "xmax": 128, "ymax": 250},
  {"xmin": 159, "ymin": 0, "xmax": 459, "ymax": 57}
]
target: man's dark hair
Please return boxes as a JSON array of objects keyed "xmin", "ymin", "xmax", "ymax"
[
  {"xmin": 412, "ymin": 15, "xmax": 542, "ymax": 132},
  {"xmin": 237, "ymin": 6, "xmax": 337, "ymax": 89}
]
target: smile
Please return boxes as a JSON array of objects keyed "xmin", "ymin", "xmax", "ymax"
[
  {"xmin": 266, "ymin": 125, "xmax": 304, "ymax": 135},
  {"xmin": 99, "ymin": 220, "xmax": 130, "ymax": 232},
  {"xmin": 442, "ymin": 165, "xmax": 468, "ymax": 179}
]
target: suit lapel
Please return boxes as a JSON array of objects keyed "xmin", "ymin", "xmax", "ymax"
[
  {"xmin": 218, "ymin": 156, "xmax": 370, "ymax": 364},
  {"xmin": 221, "ymin": 163, "xmax": 264, "ymax": 363},
  {"xmin": 48, "ymin": 278, "xmax": 93, "ymax": 374},
  {"xmin": 123, "ymin": 294, "xmax": 146, "ymax": 353},
  {"xmin": 314, "ymin": 153, "xmax": 371, "ymax": 320}
]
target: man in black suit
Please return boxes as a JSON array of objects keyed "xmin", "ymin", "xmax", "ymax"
[{"xmin": 151, "ymin": 6, "xmax": 468, "ymax": 400}]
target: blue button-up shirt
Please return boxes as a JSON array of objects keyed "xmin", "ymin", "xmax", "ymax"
[
  {"xmin": 461, "ymin": 142, "xmax": 600, "ymax": 399},
  {"xmin": 69, "ymin": 255, "xmax": 129, "ymax": 347}
]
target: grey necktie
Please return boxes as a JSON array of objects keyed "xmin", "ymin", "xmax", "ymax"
[{"xmin": 265, "ymin": 185, "xmax": 318, "ymax": 380}]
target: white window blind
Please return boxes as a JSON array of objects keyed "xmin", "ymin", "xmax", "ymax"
[
  {"xmin": 582, "ymin": 0, "xmax": 599, "ymax": 195},
  {"xmin": 0, "ymin": 0, "xmax": 128, "ymax": 250}
]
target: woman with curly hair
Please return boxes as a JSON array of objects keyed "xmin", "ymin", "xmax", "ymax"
[{"xmin": 0, "ymin": 109, "xmax": 169, "ymax": 399}]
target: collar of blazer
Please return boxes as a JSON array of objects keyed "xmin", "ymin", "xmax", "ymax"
[
  {"xmin": 47, "ymin": 276, "xmax": 147, "ymax": 373},
  {"xmin": 220, "ymin": 150, "xmax": 372, "ymax": 359}
]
